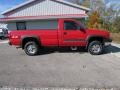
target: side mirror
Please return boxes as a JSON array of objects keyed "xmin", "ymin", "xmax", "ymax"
[
  {"xmin": 80, "ymin": 27, "xmax": 85, "ymax": 31},
  {"xmin": 79, "ymin": 26, "xmax": 86, "ymax": 33},
  {"xmin": 79, "ymin": 23, "xmax": 86, "ymax": 31}
]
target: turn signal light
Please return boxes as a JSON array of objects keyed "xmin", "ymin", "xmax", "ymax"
[{"xmin": 11, "ymin": 35, "xmax": 19, "ymax": 39}]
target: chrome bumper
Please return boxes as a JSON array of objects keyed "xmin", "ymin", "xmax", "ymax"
[{"xmin": 104, "ymin": 38, "xmax": 112, "ymax": 46}]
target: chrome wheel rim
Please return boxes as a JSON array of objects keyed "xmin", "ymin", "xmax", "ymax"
[
  {"xmin": 91, "ymin": 44, "xmax": 101, "ymax": 53},
  {"xmin": 27, "ymin": 44, "xmax": 37, "ymax": 54}
]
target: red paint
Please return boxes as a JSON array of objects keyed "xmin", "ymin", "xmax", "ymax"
[{"xmin": 9, "ymin": 19, "xmax": 110, "ymax": 47}]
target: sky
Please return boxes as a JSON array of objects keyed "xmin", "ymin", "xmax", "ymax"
[
  {"xmin": 0, "ymin": 0, "xmax": 27, "ymax": 13},
  {"xmin": 0, "ymin": 0, "xmax": 120, "ymax": 17}
]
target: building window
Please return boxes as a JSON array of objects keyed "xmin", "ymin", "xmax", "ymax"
[
  {"xmin": 16, "ymin": 22, "xmax": 26, "ymax": 30},
  {"xmin": 64, "ymin": 21, "xmax": 79, "ymax": 30}
]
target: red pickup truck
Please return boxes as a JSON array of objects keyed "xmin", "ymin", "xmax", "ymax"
[{"xmin": 9, "ymin": 19, "xmax": 112, "ymax": 56}]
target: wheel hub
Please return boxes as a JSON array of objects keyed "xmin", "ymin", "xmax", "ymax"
[
  {"xmin": 91, "ymin": 44, "xmax": 101, "ymax": 53},
  {"xmin": 27, "ymin": 44, "xmax": 36, "ymax": 54}
]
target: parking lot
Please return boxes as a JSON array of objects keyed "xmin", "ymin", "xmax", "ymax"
[{"xmin": 0, "ymin": 40, "xmax": 120, "ymax": 89}]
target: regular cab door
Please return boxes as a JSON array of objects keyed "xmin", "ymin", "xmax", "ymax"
[{"xmin": 61, "ymin": 20, "xmax": 86, "ymax": 46}]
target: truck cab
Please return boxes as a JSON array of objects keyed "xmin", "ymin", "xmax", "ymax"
[{"xmin": 9, "ymin": 18, "xmax": 112, "ymax": 56}]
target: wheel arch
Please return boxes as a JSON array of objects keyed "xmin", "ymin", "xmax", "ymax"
[
  {"xmin": 86, "ymin": 35, "xmax": 104, "ymax": 48},
  {"xmin": 21, "ymin": 36, "xmax": 41, "ymax": 49}
]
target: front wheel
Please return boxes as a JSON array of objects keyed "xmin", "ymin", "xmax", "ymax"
[
  {"xmin": 24, "ymin": 41, "xmax": 39, "ymax": 56},
  {"xmin": 88, "ymin": 41, "xmax": 103, "ymax": 55}
]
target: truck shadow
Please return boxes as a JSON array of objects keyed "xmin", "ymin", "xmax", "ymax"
[
  {"xmin": 38, "ymin": 45, "xmax": 120, "ymax": 55},
  {"xmin": 38, "ymin": 47, "xmax": 86, "ymax": 55},
  {"xmin": 104, "ymin": 45, "xmax": 120, "ymax": 54}
]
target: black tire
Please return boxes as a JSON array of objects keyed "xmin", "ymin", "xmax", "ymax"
[
  {"xmin": 1, "ymin": 37, "xmax": 5, "ymax": 40},
  {"xmin": 24, "ymin": 41, "xmax": 39, "ymax": 56},
  {"xmin": 0, "ymin": 36, "xmax": 4, "ymax": 40},
  {"xmin": 88, "ymin": 41, "xmax": 103, "ymax": 55}
]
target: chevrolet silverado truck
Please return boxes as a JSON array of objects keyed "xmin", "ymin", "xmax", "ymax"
[{"xmin": 8, "ymin": 19, "xmax": 112, "ymax": 56}]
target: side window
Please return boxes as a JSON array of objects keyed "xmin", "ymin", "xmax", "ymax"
[
  {"xmin": 16, "ymin": 22, "xmax": 26, "ymax": 30},
  {"xmin": 64, "ymin": 21, "xmax": 79, "ymax": 30}
]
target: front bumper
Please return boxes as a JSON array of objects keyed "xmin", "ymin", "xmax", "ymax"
[{"xmin": 104, "ymin": 38, "xmax": 112, "ymax": 46}]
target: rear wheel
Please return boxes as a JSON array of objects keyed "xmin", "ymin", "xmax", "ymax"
[
  {"xmin": 24, "ymin": 41, "xmax": 39, "ymax": 56},
  {"xmin": 88, "ymin": 41, "xmax": 103, "ymax": 55}
]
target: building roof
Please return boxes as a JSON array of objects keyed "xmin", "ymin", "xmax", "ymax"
[
  {"xmin": 55, "ymin": 0, "xmax": 90, "ymax": 11},
  {"xmin": 1, "ymin": 0, "xmax": 90, "ymax": 15},
  {"xmin": 0, "ymin": 14, "xmax": 88, "ymax": 22}
]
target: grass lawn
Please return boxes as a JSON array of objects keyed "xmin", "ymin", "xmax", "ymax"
[{"xmin": 111, "ymin": 33, "xmax": 120, "ymax": 44}]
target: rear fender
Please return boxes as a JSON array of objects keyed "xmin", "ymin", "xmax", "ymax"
[{"xmin": 21, "ymin": 35, "xmax": 41, "ymax": 49}]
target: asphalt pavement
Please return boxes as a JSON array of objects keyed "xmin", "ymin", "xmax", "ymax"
[{"xmin": 0, "ymin": 40, "xmax": 120, "ymax": 89}]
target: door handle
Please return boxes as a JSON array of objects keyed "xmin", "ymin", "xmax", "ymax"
[{"xmin": 64, "ymin": 32, "xmax": 67, "ymax": 35}]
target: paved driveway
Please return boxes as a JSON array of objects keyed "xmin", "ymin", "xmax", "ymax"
[{"xmin": 0, "ymin": 40, "xmax": 120, "ymax": 89}]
